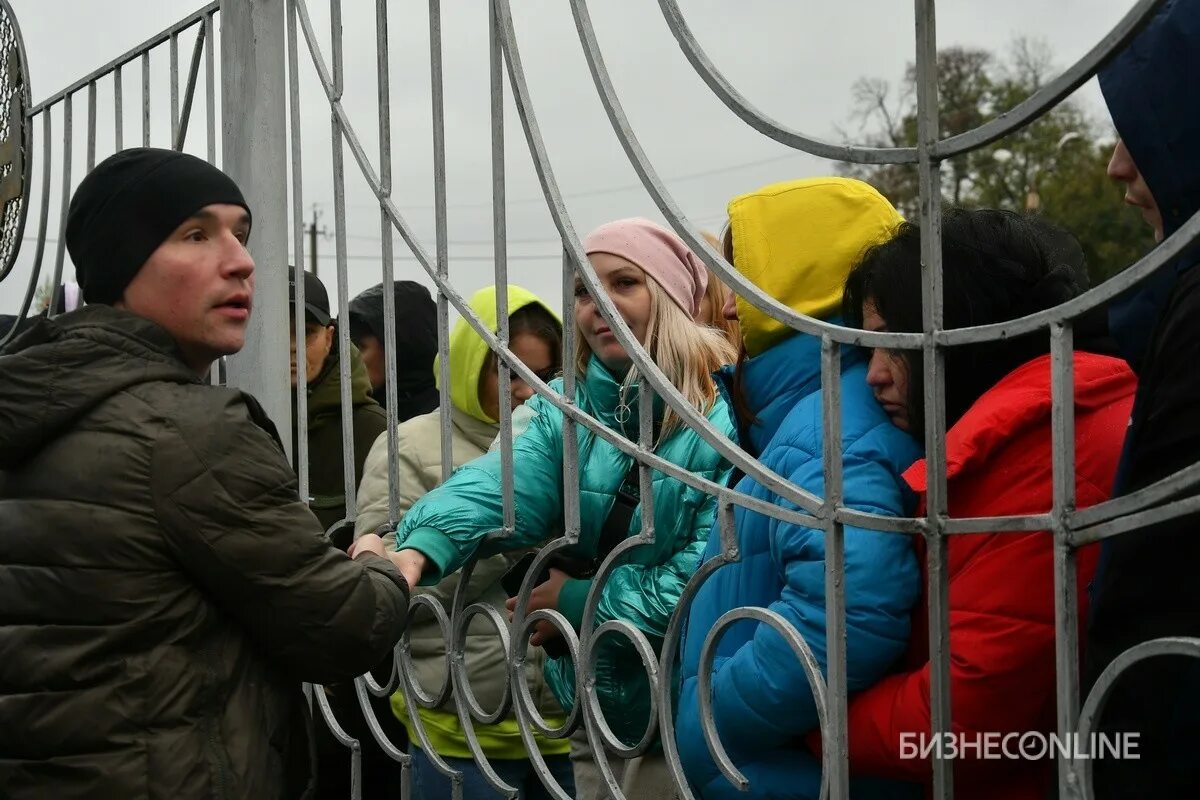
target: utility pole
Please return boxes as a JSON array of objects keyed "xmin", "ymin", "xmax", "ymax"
[
  {"xmin": 305, "ymin": 204, "xmax": 328, "ymax": 277},
  {"xmin": 221, "ymin": 0, "xmax": 290, "ymax": 451}
]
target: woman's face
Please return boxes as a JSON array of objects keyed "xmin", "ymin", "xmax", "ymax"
[
  {"xmin": 574, "ymin": 253, "xmax": 652, "ymax": 374},
  {"xmin": 477, "ymin": 331, "xmax": 556, "ymax": 421},
  {"xmin": 862, "ymin": 300, "xmax": 912, "ymax": 432}
]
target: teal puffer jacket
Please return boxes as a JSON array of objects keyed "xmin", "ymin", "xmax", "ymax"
[{"xmin": 396, "ymin": 355, "xmax": 733, "ymax": 746}]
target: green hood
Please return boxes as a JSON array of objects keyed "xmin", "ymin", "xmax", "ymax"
[
  {"xmin": 306, "ymin": 341, "xmax": 377, "ymax": 429},
  {"xmin": 435, "ymin": 285, "xmax": 558, "ymax": 424}
]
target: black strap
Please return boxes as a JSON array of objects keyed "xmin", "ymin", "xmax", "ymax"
[
  {"xmin": 593, "ymin": 458, "xmax": 642, "ymax": 565},
  {"xmin": 537, "ymin": 456, "xmax": 644, "ymax": 659}
]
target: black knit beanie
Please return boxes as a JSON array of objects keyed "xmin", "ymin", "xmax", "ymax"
[{"xmin": 66, "ymin": 147, "xmax": 251, "ymax": 305}]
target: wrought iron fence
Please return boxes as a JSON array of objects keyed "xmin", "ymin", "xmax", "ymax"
[
  {"xmin": 0, "ymin": 0, "xmax": 218, "ymax": 348},
  {"xmin": 2, "ymin": 0, "xmax": 1198, "ymax": 798}
]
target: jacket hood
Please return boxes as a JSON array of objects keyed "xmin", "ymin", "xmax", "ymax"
[
  {"xmin": 904, "ymin": 352, "xmax": 1135, "ymax": 492},
  {"xmin": 347, "ymin": 280, "xmax": 438, "ymax": 393},
  {"xmin": 726, "ymin": 177, "xmax": 902, "ymax": 357},
  {"xmin": 305, "ymin": 341, "xmax": 378, "ymax": 427},
  {"xmin": 435, "ymin": 285, "xmax": 558, "ymax": 424},
  {"xmin": 1100, "ymin": 0, "xmax": 1200, "ymax": 368},
  {"xmin": 0, "ymin": 305, "xmax": 199, "ymax": 468}
]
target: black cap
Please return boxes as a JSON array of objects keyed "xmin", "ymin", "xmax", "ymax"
[
  {"xmin": 289, "ymin": 267, "xmax": 331, "ymax": 326},
  {"xmin": 66, "ymin": 147, "xmax": 251, "ymax": 305}
]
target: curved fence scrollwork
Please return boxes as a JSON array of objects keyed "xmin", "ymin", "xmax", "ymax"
[
  {"xmin": 0, "ymin": 0, "xmax": 217, "ymax": 349},
  {"xmin": 2, "ymin": 0, "xmax": 1198, "ymax": 798},
  {"xmin": 0, "ymin": 0, "xmax": 30, "ymax": 287}
]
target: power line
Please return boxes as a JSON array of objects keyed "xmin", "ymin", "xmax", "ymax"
[
  {"xmin": 335, "ymin": 213, "xmax": 728, "ymax": 247},
  {"xmin": 309, "ymin": 252, "xmax": 565, "ymax": 262},
  {"xmin": 347, "ymin": 151, "xmax": 810, "ymax": 211},
  {"xmin": 16, "ymin": 211, "xmax": 729, "ymax": 251}
]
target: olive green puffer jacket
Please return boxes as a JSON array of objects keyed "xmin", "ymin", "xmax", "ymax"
[
  {"xmin": 0, "ymin": 306, "xmax": 409, "ymax": 800},
  {"xmin": 296, "ymin": 341, "xmax": 387, "ymax": 535},
  {"xmin": 396, "ymin": 355, "xmax": 733, "ymax": 746}
]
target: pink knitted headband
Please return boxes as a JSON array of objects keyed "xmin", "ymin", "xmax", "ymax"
[{"xmin": 582, "ymin": 217, "xmax": 708, "ymax": 318}]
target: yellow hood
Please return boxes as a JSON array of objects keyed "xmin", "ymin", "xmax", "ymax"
[
  {"xmin": 727, "ymin": 177, "xmax": 902, "ymax": 357},
  {"xmin": 435, "ymin": 284, "xmax": 558, "ymax": 424}
]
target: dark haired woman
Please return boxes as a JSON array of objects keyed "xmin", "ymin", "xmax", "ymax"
[{"xmin": 819, "ymin": 208, "xmax": 1137, "ymax": 800}]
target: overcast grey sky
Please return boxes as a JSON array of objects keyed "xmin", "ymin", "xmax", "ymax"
[{"xmin": 0, "ymin": 0, "xmax": 1140, "ymax": 317}]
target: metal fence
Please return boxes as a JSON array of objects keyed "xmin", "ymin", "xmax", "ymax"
[
  {"xmin": 0, "ymin": 0, "xmax": 219, "ymax": 348},
  {"xmin": 3, "ymin": 0, "xmax": 1199, "ymax": 799}
]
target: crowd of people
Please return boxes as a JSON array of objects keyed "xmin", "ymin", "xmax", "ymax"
[{"xmin": 1, "ymin": 2, "xmax": 1198, "ymax": 799}]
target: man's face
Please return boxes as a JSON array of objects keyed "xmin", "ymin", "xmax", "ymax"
[
  {"xmin": 117, "ymin": 203, "xmax": 254, "ymax": 374},
  {"xmin": 289, "ymin": 318, "xmax": 334, "ymax": 387},
  {"xmin": 1108, "ymin": 138, "xmax": 1165, "ymax": 243}
]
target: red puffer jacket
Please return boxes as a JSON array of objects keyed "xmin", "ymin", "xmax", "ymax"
[{"xmin": 808, "ymin": 352, "xmax": 1136, "ymax": 800}]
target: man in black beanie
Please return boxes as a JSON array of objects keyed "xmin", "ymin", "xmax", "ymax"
[
  {"xmin": 0, "ymin": 148, "xmax": 409, "ymax": 800},
  {"xmin": 347, "ymin": 280, "xmax": 440, "ymax": 421}
]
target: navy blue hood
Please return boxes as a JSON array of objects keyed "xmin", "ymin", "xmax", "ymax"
[{"xmin": 1100, "ymin": 0, "xmax": 1200, "ymax": 369}]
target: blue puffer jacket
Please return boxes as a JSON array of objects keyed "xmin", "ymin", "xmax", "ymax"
[
  {"xmin": 676, "ymin": 330, "xmax": 922, "ymax": 800},
  {"xmin": 396, "ymin": 355, "xmax": 734, "ymax": 747}
]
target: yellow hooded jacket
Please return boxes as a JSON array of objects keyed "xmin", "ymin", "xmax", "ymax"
[
  {"xmin": 354, "ymin": 284, "xmax": 567, "ymax": 759},
  {"xmin": 727, "ymin": 176, "xmax": 903, "ymax": 355}
]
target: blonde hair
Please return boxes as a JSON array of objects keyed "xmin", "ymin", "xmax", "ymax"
[
  {"xmin": 698, "ymin": 231, "xmax": 742, "ymax": 349},
  {"xmin": 700, "ymin": 230, "xmax": 724, "ymax": 253},
  {"xmin": 575, "ymin": 278, "xmax": 736, "ymax": 441}
]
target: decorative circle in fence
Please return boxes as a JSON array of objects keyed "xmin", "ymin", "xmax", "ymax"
[{"xmin": 0, "ymin": 0, "xmax": 30, "ymax": 285}]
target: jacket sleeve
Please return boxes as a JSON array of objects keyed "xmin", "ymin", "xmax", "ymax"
[
  {"xmin": 395, "ymin": 392, "xmax": 566, "ymax": 583},
  {"xmin": 1083, "ymin": 276, "xmax": 1200, "ymax": 794},
  {"xmin": 488, "ymin": 400, "xmax": 538, "ymax": 453},
  {"xmin": 556, "ymin": 474, "xmax": 727, "ymax": 642},
  {"xmin": 356, "ymin": 420, "xmax": 524, "ymax": 608},
  {"xmin": 706, "ymin": 423, "xmax": 920, "ymax": 761},
  {"xmin": 353, "ymin": 427, "xmax": 393, "ymax": 541},
  {"xmin": 151, "ymin": 392, "xmax": 409, "ymax": 686},
  {"xmin": 830, "ymin": 528, "xmax": 1069, "ymax": 781},
  {"xmin": 353, "ymin": 425, "xmax": 431, "ymax": 550},
  {"xmin": 1088, "ymin": 274, "xmax": 1200, "ymax": 671}
]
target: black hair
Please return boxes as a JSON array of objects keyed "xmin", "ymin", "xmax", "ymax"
[{"xmin": 843, "ymin": 207, "xmax": 1088, "ymax": 440}]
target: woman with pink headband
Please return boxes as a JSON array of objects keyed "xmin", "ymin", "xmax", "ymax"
[{"xmin": 372, "ymin": 218, "xmax": 736, "ymax": 798}]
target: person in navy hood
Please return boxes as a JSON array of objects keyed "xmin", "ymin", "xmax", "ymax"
[{"xmin": 1087, "ymin": 1, "xmax": 1200, "ymax": 796}]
